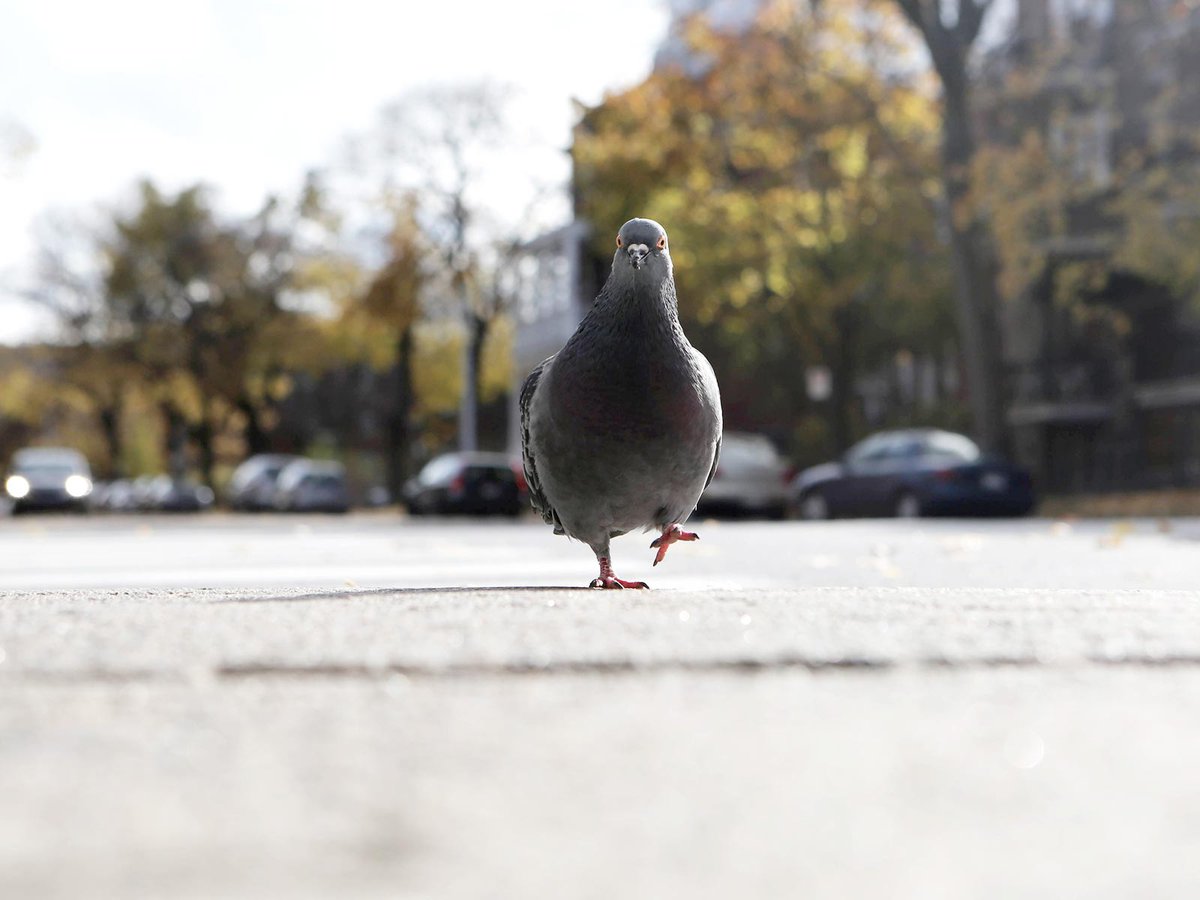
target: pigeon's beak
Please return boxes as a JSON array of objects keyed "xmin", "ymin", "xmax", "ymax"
[{"xmin": 627, "ymin": 244, "xmax": 649, "ymax": 269}]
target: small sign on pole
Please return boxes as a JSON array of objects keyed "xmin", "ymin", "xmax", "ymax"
[{"xmin": 806, "ymin": 365, "xmax": 832, "ymax": 402}]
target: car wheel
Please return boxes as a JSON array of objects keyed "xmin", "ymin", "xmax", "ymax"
[
  {"xmin": 894, "ymin": 492, "xmax": 922, "ymax": 519},
  {"xmin": 797, "ymin": 491, "xmax": 830, "ymax": 520}
]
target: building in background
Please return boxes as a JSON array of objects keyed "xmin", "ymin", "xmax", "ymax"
[
  {"xmin": 980, "ymin": 0, "xmax": 1200, "ymax": 492},
  {"xmin": 509, "ymin": 221, "xmax": 597, "ymax": 451}
]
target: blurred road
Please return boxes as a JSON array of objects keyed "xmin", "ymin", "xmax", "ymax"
[
  {"xmin": 2, "ymin": 511, "xmax": 1200, "ymax": 591},
  {"xmin": 4, "ymin": 514, "xmax": 1200, "ymax": 898}
]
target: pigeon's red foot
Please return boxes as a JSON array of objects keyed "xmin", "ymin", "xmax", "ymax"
[
  {"xmin": 650, "ymin": 523, "xmax": 699, "ymax": 566},
  {"xmin": 589, "ymin": 557, "xmax": 648, "ymax": 590}
]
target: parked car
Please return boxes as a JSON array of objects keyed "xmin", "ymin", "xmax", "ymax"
[
  {"xmin": 273, "ymin": 460, "xmax": 351, "ymax": 513},
  {"xmin": 789, "ymin": 428, "xmax": 1035, "ymax": 519},
  {"xmin": 227, "ymin": 454, "xmax": 301, "ymax": 510},
  {"xmin": 4, "ymin": 447, "xmax": 93, "ymax": 514},
  {"xmin": 404, "ymin": 452, "xmax": 522, "ymax": 517},
  {"xmin": 146, "ymin": 476, "xmax": 216, "ymax": 512},
  {"xmin": 130, "ymin": 476, "xmax": 156, "ymax": 511},
  {"xmin": 86, "ymin": 480, "xmax": 115, "ymax": 512},
  {"xmin": 95, "ymin": 478, "xmax": 139, "ymax": 512},
  {"xmin": 95, "ymin": 476, "xmax": 138, "ymax": 512},
  {"xmin": 695, "ymin": 432, "xmax": 793, "ymax": 519}
]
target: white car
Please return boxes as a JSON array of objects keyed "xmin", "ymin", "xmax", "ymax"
[
  {"xmin": 695, "ymin": 432, "xmax": 793, "ymax": 519},
  {"xmin": 4, "ymin": 447, "xmax": 93, "ymax": 514}
]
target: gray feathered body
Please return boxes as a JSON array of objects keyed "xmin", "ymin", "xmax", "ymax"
[{"xmin": 521, "ymin": 266, "xmax": 721, "ymax": 560}]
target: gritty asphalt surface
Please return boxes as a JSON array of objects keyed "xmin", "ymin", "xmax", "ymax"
[{"xmin": 3, "ymin": 513, "xmax": 1200, "ymax": 898}]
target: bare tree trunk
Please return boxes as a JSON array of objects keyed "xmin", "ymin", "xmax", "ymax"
[
  {"xmin": 829, "ymin": 302, "xmax": 862, "ymax": 454},
  {"xmin": 237, "ymin": 396, "xmax": 271, "ymax": 456},
  {"xmin": 193, "ymin": 411, "xmax": 216, "ymax": 489},
  {"xmin": 940, "ymin": 70, "xmax": 1009, "ymax": 454},
  {"xmin": 896, "ymin": 0, "xmax": 1010, "ymax": 454},
  {"xmin": 162, "ymin": 404, "xmax": 189, "ymax": 481},
  {"xmin": 386, "ymin": 324, "xmax": 415, "ymax": 499},
  {"xmin": 98, "ymin": 401, "xmax": 123, "ymax": 479},
  {"xmin": 458, "ymin": 312, "xmax": 488, "ymax": 452}
]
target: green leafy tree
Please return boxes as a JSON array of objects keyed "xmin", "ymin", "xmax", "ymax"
[
  {"xmin": 574, "ymin": 1, "xmax": 953, "ymax": 454},
  {"xmin": 98, "ymin": 181, "xmax": 316, "ymax": 483},
  {"xmin": 972, "ymin": 2, "xmax": 1200, "ymax": 403}
]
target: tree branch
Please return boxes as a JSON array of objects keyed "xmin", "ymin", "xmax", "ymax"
[
  {"xmin": 956, "ymin": 0, "xmax": 993, "ymax": 45},
  {"xmin": 895, "ymin": 0, "xmax": 940, "ymax": 42}
]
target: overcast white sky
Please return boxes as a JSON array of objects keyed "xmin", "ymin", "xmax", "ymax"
[{"xmin": 0, "ymin": 0, "xmax": 670, "ymax": 344}]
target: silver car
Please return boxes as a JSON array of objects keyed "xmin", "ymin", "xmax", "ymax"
[
  {"xmin": 227, "ymin": 454, "xmax": 301, "ymax": 511},
  {"xmin": 272, "ymin": 460, "xmax": 351, "ymax": 513},
  {"xmin": 694, "ymin": 432, "xmax": 793, "ymax": 519},
  {"xmin": 4, "ymin": 447, "xmax": 93, "ymax": 514}
]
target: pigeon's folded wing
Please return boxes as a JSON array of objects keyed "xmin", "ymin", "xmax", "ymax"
[
  {"xmin": 519, "ymin": 355, "xmax": 564, "ymax": 534},
  {"xmin": 695, "ymin": 347, "xmax": 722, "ymax": 492},
  {"xmin": 704, "ymin": 432, "xmax": 721, "ymax": 492}
]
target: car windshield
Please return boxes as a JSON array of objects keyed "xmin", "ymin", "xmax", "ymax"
[
  {"xmin": 467, "ymin": 465, "xmax": 514, "ymax": 482},
  {"xmin": 15, "ymin": 464, "xmax": 75, "ymax": 478},
  {"xmin": 304, "ymin": 474, "xmax": 343, "ymax": 488},
  {"xmin": 845, "ymin": 436, "xmax": 890, "ymax": 464},
  {"xmin": 231, "ymin": 457, "xmax": 294, "ymax": 489},
  {"xmin": 722, "ymin": 435, "xmax": 779, "ymax": 465},
  {"xmin": 419, "ymin": 456, "xmax": 462, "ymax": 485},
  {"xmin": 922, "ymin": 432, "xmax": 981, "ymax": 462}
]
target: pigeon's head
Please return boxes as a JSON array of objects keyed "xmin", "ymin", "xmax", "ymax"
[{"xmin": 614, "ymin": 218, "xmax": 671, "ymax": 277}]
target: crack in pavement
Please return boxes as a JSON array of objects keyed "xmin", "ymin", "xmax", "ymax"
[{"xmin": 8, "ymin": 651, "xmax": 1200, "ymax": 685}]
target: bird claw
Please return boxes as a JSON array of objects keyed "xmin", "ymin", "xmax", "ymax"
[
  {"xmin": 649, "ymin": 523, "xmax": 699, "ymax": 566},
  {"xmin": 592, "ymin": 557, "xmax": 648, "ymax": 589},
  {"xmin": 589, "ymin": 576, "xmax": 649, "ymax": 590}
]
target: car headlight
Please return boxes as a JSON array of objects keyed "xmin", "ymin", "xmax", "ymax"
[
  {"xmin": 5, "ymin": 475, "xmax": 30, "ymax": 499},
  {"xmin": 64, "ymin": 474, "xmax": 93, "ymax": 498}
]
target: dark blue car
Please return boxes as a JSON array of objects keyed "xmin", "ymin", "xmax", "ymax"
[{"xmin": 789, "ymin": 429, "xmax": 1035, "ymax": 519}]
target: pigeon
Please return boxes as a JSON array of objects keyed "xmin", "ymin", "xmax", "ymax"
[{"xmin": 520, "ymin": 218, "xmax": 722, "ymax": 589}]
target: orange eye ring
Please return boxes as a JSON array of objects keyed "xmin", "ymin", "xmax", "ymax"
[
  {"xmin": 656, "ymin": 235, "xmax": 667, "ymax": 250},
  {"xmin": 616, "ymin": 235, "xmax": 624, "ymax": 248}
]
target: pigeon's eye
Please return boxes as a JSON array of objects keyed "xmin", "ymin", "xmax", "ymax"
[
  {"xmin": 656, "ymin": 235, "xmax": 667, "ymax": 250},
  {"xmin": 616, "ymin": 235, "xmax": 624, "ymax": 248}
]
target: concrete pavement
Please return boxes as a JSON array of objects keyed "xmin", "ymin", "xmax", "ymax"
[{"xmin": 3, "ymin": 516, "xmax": 1200, "ymax": 898}]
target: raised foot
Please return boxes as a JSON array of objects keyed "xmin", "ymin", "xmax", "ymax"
[
  {"xmin": 649, "ymin": 523, "xmax": 699, "ymax": 566},
  {"xmin": 590, "ymin": 556, "xmax": 649, "ymax": 590}
]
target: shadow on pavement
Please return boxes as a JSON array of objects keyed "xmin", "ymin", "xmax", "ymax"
[{"xmin": 212, "ymin": 585, "xmax": 592, "ymax": 603}]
